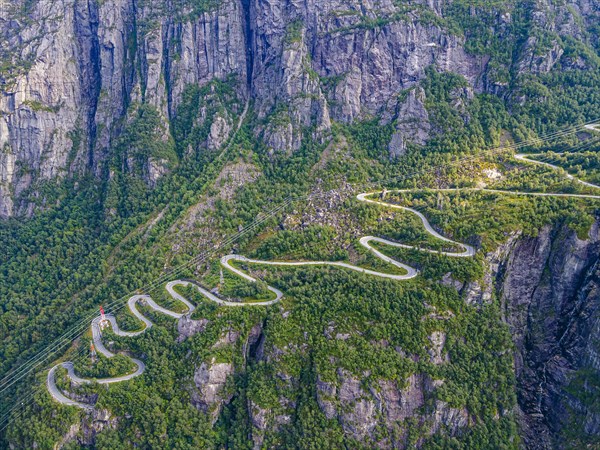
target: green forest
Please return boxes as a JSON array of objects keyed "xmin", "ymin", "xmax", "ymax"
[{"xmin": 1, "ymin": 2, "xmax": 600, "ymax": 448}]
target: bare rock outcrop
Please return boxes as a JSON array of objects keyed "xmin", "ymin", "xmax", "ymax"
[
  {"xmin": 430, "ymin": 400, "xmax": 471, "ymax": 436},
  {"xmin": 316, "ymin": 369, "xmax": 469, "ymax": 448},
  {"xmin": 427, "ymin": 331, "xmax": 449, "ymax": 365},
  {"xmin": 388, "ymin": 87, "xmax": 430, "ymax": 158},
  {"xmin": 375, "ymin": 375, "xmax": 425, "ymax": 426},
  {"xmin": 177, "ymin": 315, "xmax": 209, "ymax": 341},
  {"xmin": 192, "ymin": 359, "xmax": 235, "ymax": 423},
  {"xmin": 54, "ymin": 408, "xmax": 117, "ymax": 449}
]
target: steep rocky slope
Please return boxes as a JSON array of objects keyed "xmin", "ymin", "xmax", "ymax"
[
  {"xmin": 227, "ymin": 219, "xmax": 600, "ymax": 449},
  {"xmin": 1, "ymin": 0, "xmax": 599, "ymax": 217},
  {"xmin": 500, "ymin": 221, "xmax": 600, "ymax": 448}
]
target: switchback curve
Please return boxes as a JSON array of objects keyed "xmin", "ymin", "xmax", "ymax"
[{"xmin": 47, "ymin": 149, "xmax": 600, "ymax": 410}]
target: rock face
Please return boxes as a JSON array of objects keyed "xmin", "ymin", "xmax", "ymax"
[
  {"xmin": 0, "ymin": 0, "xmax": 100, "ymax": 217},
  {"xmin": 53, "ymin": 409, "xmax": 117, "ymax": 449},
  {"xmin": 315, "ymin": 369, "xmax": 470, "ymax": 448},
  {"xmin": 192, "ymin": 359, "xmax": 235, "ymax": 422},
  {"xmin": 427, "ymin": 331, "xmax": 448, "ymax": 365},
  {"xmin": 3, "ymin": 0, "xmax": 599, "ymax": 216},
  {"xmin": 177, "ymin": 315, "xmax": 209, "ymax": 341},
  {"xmin": 0, "ymin": 0, "xmax": 249, "ymax": 217},
  {"xmin": 499, "ymin": 221, "xmax": 600, "ymax": 448},
  {"xmin": 388, "ymin": 87, "xmax": 430, "ymax": 158},
  {"xmin": 516, "ymin": 0, "xmax": 598, "ymax": 74}
]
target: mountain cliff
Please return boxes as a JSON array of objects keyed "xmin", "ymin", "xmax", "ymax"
[
  {"xmin": 1, "ymin": 0, "xmax": 599, "ymax": 217},
  {"xmin": 500, "ymin": 222, "xmax": 600, "ymax": 448}
]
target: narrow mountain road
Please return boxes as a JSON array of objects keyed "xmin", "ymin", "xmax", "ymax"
[
  {"xmin": 512, "ymin": 122, "xmax": 600, "ymax": 190},
  {"xmin": 47, "ymin": 145, "xmax": 600, "ymax": 410},
  {"xmin": 514, "ymin": 154, "xmax": 600, "ymax": 191},
  {"xmin": 357, "ymin": 193, "xmax": 476, "ymax": 257}
]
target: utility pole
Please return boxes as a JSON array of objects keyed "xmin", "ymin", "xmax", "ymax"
[
  {"xmin": 90, "ymin": 343, "xmax": 97, "ymax": 363},
  {"xmin": 99, "ymin": 305, "xmax": 109, "ymax": 330}
]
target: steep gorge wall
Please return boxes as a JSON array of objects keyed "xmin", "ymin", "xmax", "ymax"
[{"xmin": 499, "ymin": 221, "xmax": 600, "ymax": 448}]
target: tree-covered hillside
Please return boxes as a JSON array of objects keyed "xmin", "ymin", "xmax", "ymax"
[{"xmin": 1, "ymin": 1, "xmax": 600, "ymax": 449}]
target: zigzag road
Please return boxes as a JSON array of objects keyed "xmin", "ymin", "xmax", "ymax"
[{"xmin": 47, "ymin": 146, "xmax": 600, "ymax": 409}]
